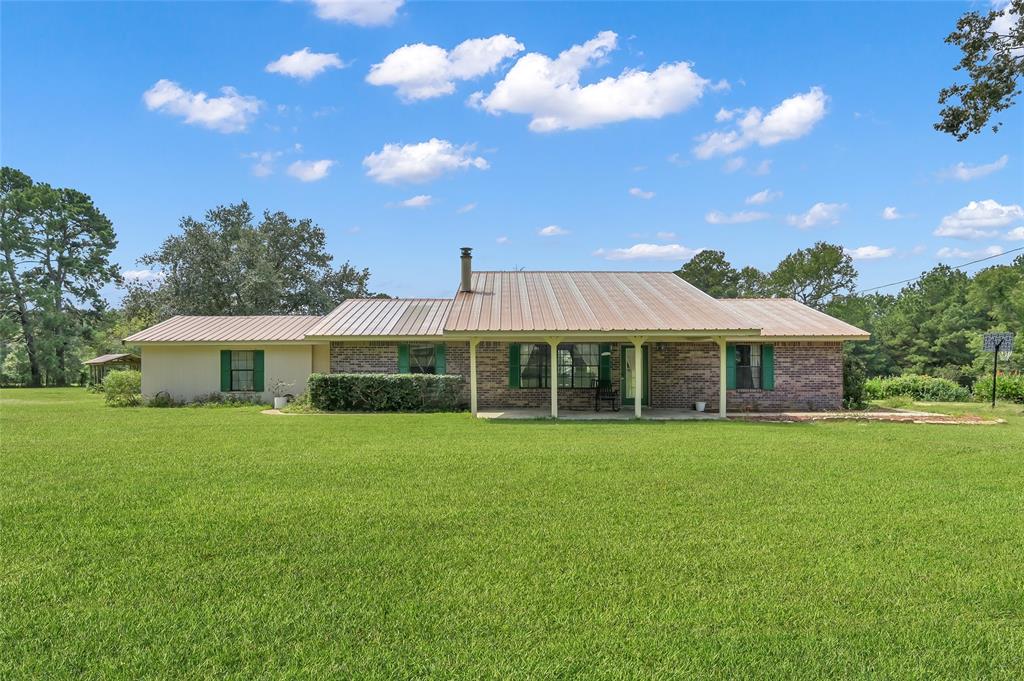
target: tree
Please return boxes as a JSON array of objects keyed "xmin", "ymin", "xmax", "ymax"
[
  {"xmin": 936, "ymin": 0, "xmax": 1024, "ymax": 140},
  {"xmin": 0, "ymin": 167, "xmax": 118, "ymax": 386},
  {"xmin": 765, "ymin": 242, "xmax": 857, "ymax": 310},
  {"xmin": 826, "ymin": 292, "xmax": 899, "ymax": 377},
  {"xmin": 133, "ymin": 202, "xmax": 374, "ymax": 317},
  {"xmin": 674, "ymin": 250, "xmax": 740, "ymax": 297}
]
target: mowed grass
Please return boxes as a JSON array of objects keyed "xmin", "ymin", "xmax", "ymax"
[{"xmin": 2, "ymin": 390, "xmax": 1023, "ymax": 679}]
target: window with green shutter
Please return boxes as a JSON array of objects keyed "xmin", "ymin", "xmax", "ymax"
[
  {"xmin": 760, "ymin": 344, "xmax": 774, "ymax": 390},
  {"xmin": 598, "ymin": 343, "xmax": 612, "ymax": 386},
  {"xmin": 508, "ymin": 343, "xmax": 520, "ymax": 388},
  {"xmin": 434, "ymin": 344, "xmax": 446, "ymax": 374},
  {"xmin": 220, "ymin": 350, "xmax": 231, "ymax": 391},
  {"xmin": 726, "ymin": 343, "xmax": 737, "ymax": 390},
  {"xmin": 223, "ymin": 350, "xmax": 262, "ymax": 391},
  {"xmin": 397, "ymin": 344, "xmax": 410, "ymax": 373}
]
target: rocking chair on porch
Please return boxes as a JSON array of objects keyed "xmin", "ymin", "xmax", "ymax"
[{"xmin": 593, "ymin": 379, "xmax": 620, "ymax": 412}]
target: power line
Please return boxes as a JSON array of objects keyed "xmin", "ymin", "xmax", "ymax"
[{"xmin": 855, "ymin": 245, "xmax": 1024, "ymax": 294}]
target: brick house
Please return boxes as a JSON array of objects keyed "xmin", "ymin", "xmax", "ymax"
[{"xmin": 126, "ymin": 248, "xmax": 868, "ymax": 416}]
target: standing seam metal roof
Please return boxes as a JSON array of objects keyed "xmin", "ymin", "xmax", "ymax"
[
  {"xmin": 717, "ymin": 298, "xmax": 870, "ymax": 337},
  {"xmin": 444, "ymin": 271, "xmax": 759, "ymax": 333},
  {"xmin": 123, "ymin": 315, "xmax": 322, "ymax": 342},
  {"xmin": 305, "ymin": 298, "xmax": 452, "ymax": 337}
]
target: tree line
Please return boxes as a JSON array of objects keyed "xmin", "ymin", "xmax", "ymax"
[{"xmin": 676, "ymin": 246, "xmax": 1024, "ymax": 384}]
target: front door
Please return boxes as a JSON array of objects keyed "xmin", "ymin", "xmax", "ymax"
[{"xmin": 621, "ymin": 345, "xmax": 650, "ymax": 406}]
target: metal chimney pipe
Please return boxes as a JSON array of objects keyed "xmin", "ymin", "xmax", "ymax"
[{"xmin": 460, "ymin": 247, "xmax": 473, "ymax": 292}]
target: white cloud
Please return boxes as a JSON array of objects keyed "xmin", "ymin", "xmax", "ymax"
[
  {"xmin": 471, "ymin": 31, "xmax": 710, "ymax": 132},
  {"xmin": 400, "ymin": 194, "xmax": 432, "ymax": 208},
  {"xmin": 941, "ymin": 154, "xmax": 1009, "ymax": 181},
  {"xmin": 122, "ymin": 269, "xmax": 165, "ymax": 283},
  {"xmin": 538, "ymin": 225, "xmax": 568, "ymax": 236},
  {"xmin": 143, "ymin": 79, "xmax": 262, "ymax": 133},
  {"xmin": 786, "ymin": 202, "xmax": 845, "ymax": 228},
  {"xmin": 496, "ymin": 235, "xmax": 510, "ymax": 244},
  {"xmin": 629, "ymin": 187, "xmax": 655, "ymax": 199},
  {"xmin": 694, "ymin": 86, "xmax": 828, "ymax": 159},
  {"xmin": 846, "ymin": 245, "xmax": 895, "ymax": 260},
  {"xmin": 367, "ymin": 35, "xmax": 524, "ymax": 101},
  {"xmin": 705, "ymin": 210, "xmax": 769, "ymax": 225},
  {"xmin": 882, "ymin": 206, "xmax": 904, "ymax": 220},
  {"xmin": 745, "ymin": 189, "xmax": 781, "ymax": 205},
  {"xmin": 362, "ymin": 138, "xmax": 489, "ymax": 184},
  {"xmin": 714, "ymin": 107, "xmax": 739, "ymax": 122},
  {"xmin": 934, "ymin": 199, "xmax": 1023, "ymax": 238},
  {"xmin": 593, "ymin": 243, "xmax": 703, "ymax": 261},
  {"xmin": 266, "ymin": 48, "xmax": 346, "ymax": 81},
  {"xmin": 753, "ymin": 159, "xmax": 772, "ymax": 175},
  {"xmin": 287, "ymin": 159, "xmax": 335, "ymax": 182},
  {"xmin": 667, "ymin": 152, "xmax": 688, "ymax": 166},
  {"xmin": 242, "ymin": 151, "xmax": 282, "ymax": 177},
  {"xmin": 937, "ymin": 245, "xmax": 1004, "ymax": 259},
  {"xmin": 309, "ymin": 0, "xmax": 403, "ymax": 26},
  {"xmin": 656, "ymin": 231, "xmax": 676, "ymax": 240},
  {"xmin": 722, "ymin": 157, "xmax": 746, "ymax": 173},
  {"xmin": 457, "ymin": 202, "xmax": 477, "ymax": 214},
  {"xmin": 1007, "ymin": 226, "xmax": 1024, "ymax": 241}
]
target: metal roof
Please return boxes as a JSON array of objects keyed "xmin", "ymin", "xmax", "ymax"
[
  {"xmin": 718, "ymin": 298, "xmax": 870, "ymax": 338},
  {"xmin": 444, "ymin": 271, "xmax": 759, "ymax": 334},
  {"xmin": 123, "ymin": 315, "xmax": 322, "ymax": 343},
  {"xmin": 83, "ymin": 353, "xmax": 139, "ymax": 365},
  {"xmin": 306, "ymin": 298, "xmax": 451, "ymax": 337}
]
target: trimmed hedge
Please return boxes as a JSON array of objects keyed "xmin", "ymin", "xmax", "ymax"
[
  {"xmin": 973, "ymin": 373, "xmax": 1024, "ymax": 404},
  {"xmin": 864, "ymin": 374, "xmax": 971, "ymax": 402},
  {"xmin": 308, "ymin": 373, "xmax": 465, "ymax": 412}
]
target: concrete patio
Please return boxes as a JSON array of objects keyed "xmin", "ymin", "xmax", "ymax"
[{"xmin": 476, "ymin": 408, "xmax": 720, "ymax": 420}]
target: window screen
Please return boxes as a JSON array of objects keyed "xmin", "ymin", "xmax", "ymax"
[
  {"xmin": 231, "ymin": 351, "xmax": 255, "ymax": 391},
  {"xmin": 409, "ymin": 344, "xmax": 437, "ymax": 374}
]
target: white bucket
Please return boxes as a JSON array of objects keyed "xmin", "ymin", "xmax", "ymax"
[
  {"xmin": 695, "ymin": 401, "xmax": 706, "ymax": 412},
  {"xmin": 273, "ymin": 396, "xmax": 289, "ymax": 409}
]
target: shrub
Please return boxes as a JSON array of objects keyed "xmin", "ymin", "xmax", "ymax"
[
  {"xmin": 189, "ymin": 392, "xmax": 268, "ymax": 408},
  {"xmin": 103, "ymin": 369, "xmax": 142, "ymax": 407},
  {"xmin": 147, "ymin": 391, "xmax": 180, "ymax": 408},
  {"xmin": 972, "ymin": 373, "xmax": 1024, "ymax": 404},
  {"xmin": 842, "ymin": 353, "xmax": 867, "ymax": 409},
  {"xmin": 308, "ymin": 373, "xmax": 465, "ymax": 412},
  {"xmin": 864, "ymin": 374, "xmax": 971, "ymax": 402}
]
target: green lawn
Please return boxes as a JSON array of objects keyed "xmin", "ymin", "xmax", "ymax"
[{"xmin": 3, "ymin": 389, "xmax": 1023, "ymax": 679}]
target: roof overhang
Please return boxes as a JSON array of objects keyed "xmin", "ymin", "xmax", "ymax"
[{"xmin": 441, "ymin": 328, "xmax": 762, "ymax": 341}]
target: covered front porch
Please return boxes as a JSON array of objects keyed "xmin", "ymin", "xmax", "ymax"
[{"xmin": 462, "ymin": 334, "xmax": 744, "ymax": 420}]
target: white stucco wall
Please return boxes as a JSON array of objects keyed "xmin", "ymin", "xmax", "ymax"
[{"xmin": 140, "ymin": 344, "xmax": 316, "ymax": 403}]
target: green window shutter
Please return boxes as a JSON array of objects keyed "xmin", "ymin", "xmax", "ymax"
[
  {"xmin": 726, "ymin": 344, "xmax": 737, "ymax": 390},
  {"xmin": 434, "ymin": 343, "xmax": 446, "ymax": 374},
  {"xmin": 253, "ymin": 350, "xmax": 265, "ymax": 392},
  {"xmin": 761, "ymin": 344, "xmax": 774, "ymax": 390},
  {"xmin": 508, "ymin": 343, "xmax": 521, "ymax": 388},
  {"xmin": 598, "ymin": 343, "xmax": 612, "ymax": 385},
  {"xmin": 397, "ymin": 344, "xmax": 410, "ymax": 373},
  {"xmin": 220, "ymin": 350, "xmax": 231, "ymax": 391}
]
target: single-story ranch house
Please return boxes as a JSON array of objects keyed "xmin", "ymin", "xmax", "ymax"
[{"xmin": 125, "ymin": 248, "xmax": 868, "ymax": 417}]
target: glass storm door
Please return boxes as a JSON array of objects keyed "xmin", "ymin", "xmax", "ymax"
[{"xmin": 621, "ymin": 345, "xmax": 650, "ymax": 406}]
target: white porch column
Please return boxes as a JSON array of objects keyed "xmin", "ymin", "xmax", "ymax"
[
  {"xmin": 469, "ymin": 337, "xmax": 479, "ymax": 416},
  {"xmin": 716, "ymin": 337, "xmax": 727, "ymax": 418},
  {"xmin": 629, "ymin": 336, "xmax": 646, "ymax": 418},
  {"xmin": 547, "ymin": 338, "xmax": 561, "ymax": 418}
]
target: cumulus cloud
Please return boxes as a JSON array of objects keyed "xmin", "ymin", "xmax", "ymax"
[
  {"xmin": 122, "ymin": 269, "xmax": 165, "ymax": 283},
  {"xmin": 705, "ymin": 210, "xmax": 769, "ymax": 225},
  {"xmin": 1007, "ymin": 226, "xmax": 1024, "ymax": 241},
  {"xmin": 538, "ymin": 225, "xmax": 568, "ymax": 236},
  {"xmin": 242, "ymin": 151, "xmax": 282, "ymax": 177},
  {"xmin": 143, "ymin": 79, "xmax": 262, "ymax": 133},
  {"xmin": 629, "ymin": 187, "xmax": 655, "ymax": 199},
  {"xmin": 934, "ymin": 199, "xmax": 1023, "ymax": 238},
  {"xmin": 266, "ymin": 48, "xmax": 346, "ymax": 81},
  {"xmin": 287, "ymin": 159, "xmax": 336, "ymax": 182},
  {"xmin": 941, "ymin": 154, "xmax": 1009, "ymax": 181},
  {"xmin": 593, "ymin": 243, "xmax": 703, "ymax": 261},
  {"xmin": 309, "ymin": 0, "xmax": 403, "ymax": 26},
  {"xmin": 882, "ymin": 206, "xmax": 904, "ymax": 220},
  {"xmin": 362, "ymin": 138, "xmax": 489, "ymax": 184},
  {"xmin": 694, "ymin": 86, "xmax": 828, "ymax": 159},
  {"xmin": 786, "ymin": 202, "xmax": 845, "ymax": 228},
  {"xmin": 745, "ymin": 189, "xmax": 781, "ymax": 205},
  {"xmin": 367, "ymin": 35, "xmax": 524, "ymax": 101},
  {"xmin": 399, "ymin": 194, "xmax": 432, "ymax": 208},
  {"xmin": 937, "ymin": 245, "xmax": 1004, "ymax": 259},
  {"xmin": 846, "ymin": 245, "xmax": 894, "ymax": 260},
  {"xmin": 470, "ymin": 31, "xmax": 710, "ymax": 132},
  {"xmin": 456, "ymin": 202, "xmax": 477, "ymax": 214}
]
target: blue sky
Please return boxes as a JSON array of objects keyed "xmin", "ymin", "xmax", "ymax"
[{"xmin": 3, "ymin": 0, "xmax": 1022, "ymax": 299}]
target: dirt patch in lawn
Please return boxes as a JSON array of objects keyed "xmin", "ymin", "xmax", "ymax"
[{"xmin": 734, "ymin": 409, "xmax": 1004, "ymax": 425}]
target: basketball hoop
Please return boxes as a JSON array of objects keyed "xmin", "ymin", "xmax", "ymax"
[{"xmin": 982, "ymin": 332, "xmax": 1015, "ymax": 408}]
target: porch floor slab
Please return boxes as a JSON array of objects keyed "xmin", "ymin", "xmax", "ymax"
[{"xmin": 476, "ymin": 408, "xmax": 721, "ymax": 420}]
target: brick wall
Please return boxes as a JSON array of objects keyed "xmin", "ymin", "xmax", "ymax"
[
  {"xmin": 329, "ymin": 340, "xmax": 472, "ymax": 404},
  {"xmin": 651, "ymin": 341, "xmax": 843, "ymax": 411}
]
